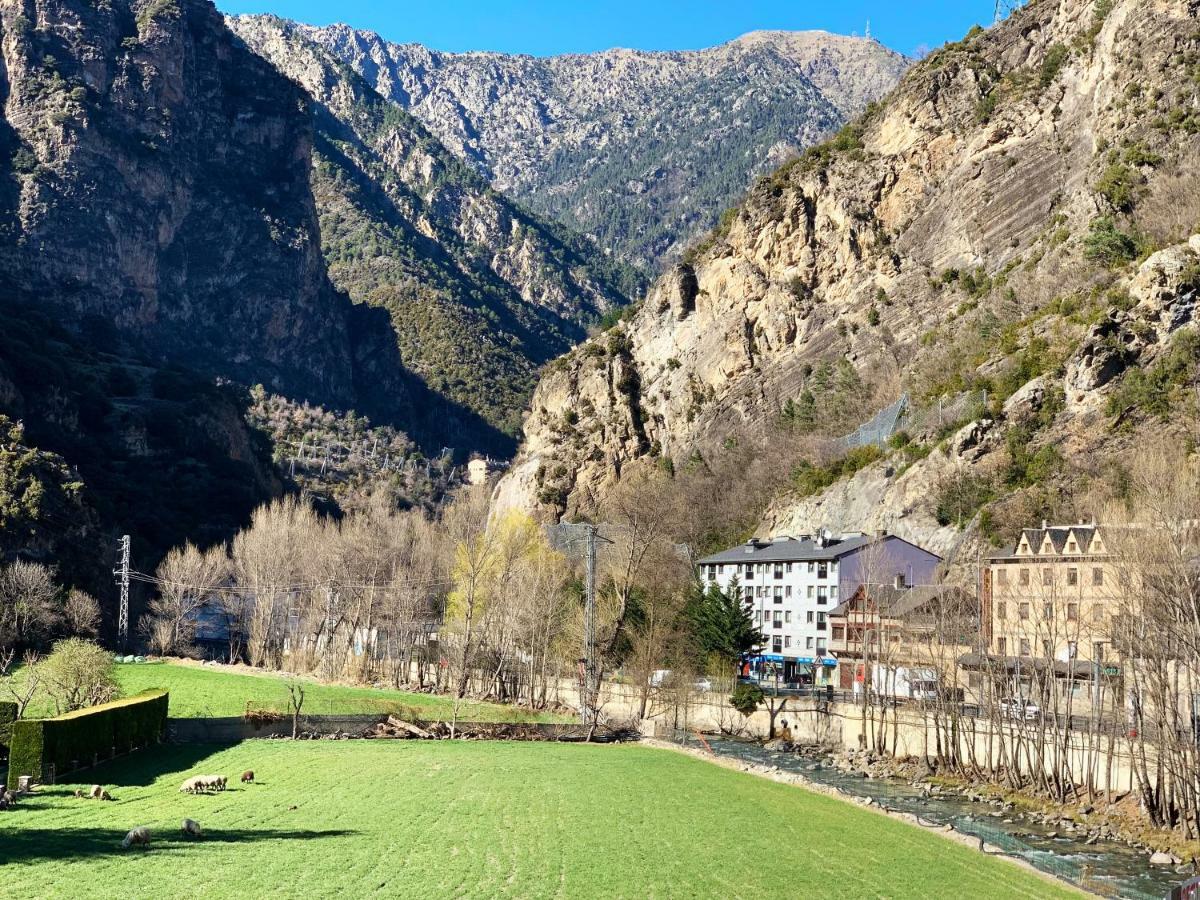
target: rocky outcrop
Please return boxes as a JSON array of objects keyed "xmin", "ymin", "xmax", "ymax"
[
  {"xmin": 307, "ymin": 26, "xmax": 910, "ymax": 269},
  {"xmin": 499, "ymin": 0, "xmax": 1200, "ymax": 562}
]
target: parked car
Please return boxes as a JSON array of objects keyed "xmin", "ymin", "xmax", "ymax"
[
  {"xmin": 649, "ymin": 669, "xmax": 671, "ymax": 687},
  {"xmin": 693, "ymin": 678, "xmax": 713, "ymax": 693},
  {"xmin": 999, "ymin": 698, "xmax": 1042, "ymax": 721}
]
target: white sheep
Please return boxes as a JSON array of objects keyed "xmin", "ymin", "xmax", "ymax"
[
  {"xmin": 120, "ymin": 826, "xmax": 151, "ymax": 850},
  {"xmin": 179, "ymin": 777, "xmax": 202, "ymax": 794},
  {"xmin": 181, "ymin": 818, "xmax": 202, "ymax": 838},
  {"xmin": 88, "ymin": 784, "xmax": 103, "ymax": 799}
]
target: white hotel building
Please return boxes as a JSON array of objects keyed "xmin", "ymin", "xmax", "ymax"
[{"xmin": 698, "ymin": 531, "xmax": 941, "ymax": 686}]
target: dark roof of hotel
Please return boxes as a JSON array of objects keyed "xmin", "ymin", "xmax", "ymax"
[{"xmin": 699, "ymin": 533, "xmax": 940, "ymax": 566}]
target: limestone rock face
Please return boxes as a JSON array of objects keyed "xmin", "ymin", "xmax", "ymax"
[
  {"xmin": 499, "ymin": 0, "xmax": 1200, "ymax": 564},
  {"xmin": 306, "ymin": 26, "xmax": 910, "ymax": 269}
]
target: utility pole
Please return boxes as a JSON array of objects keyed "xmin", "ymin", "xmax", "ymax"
[
  {"xmin": 582, "ymin": 523, "xmax": 598, "ymax": 727},
  {"xmin": 115, "ymin": 535, "xmax": 131, "ymax": 651}
]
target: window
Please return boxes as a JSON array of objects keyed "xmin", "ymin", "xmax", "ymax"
[
  {"xmin": 996, "ymin": 568, "xmax": 1007, "ymax": 585},
  {"xmin": 1019, "ymin": 602, "xmax": 1030, "ymax": 620},
  {"xmin": 808, "ymin": 562, "xmax": 815, "ymax": 573},
  {"xmin": 784, "ymin": 611, "xmax": 792, "ymax": 624},
  {"xmin": 755, "ymin": 611, "xmax": 763, "ymax": 623},
  {"xmin": 997, "ymin": 636, "xmax": 1007, "ymax": 654},
  {"xmin": 817, "ymin": 612, "xmax": 827, "ymax": 631},
  {"xmin": 1092, "ymin": 567, "xmax": 1104, "ymax": 586},
  {"xmin": 1067, "ymin": 641, "xmax": 1077, "ymax": 659},
  {"xmin": 772, "ymin": 637, "xmax": 783, "ymax": 653},
  {"xmin": 817, "ymin": 586, "xmax": 828, "ymax": 605},
  {"xmin": 807, "ymin": 586, "xmax": 814, "ymax": 599},
  {"xmin": 743, "ymin": 587, "xmax": 752, "ymax": 602},
  {"xmin": 816, "ymin": 639, "xmax": 826, "ymax": 653},
  {"xmin": 1019, "ymin": 638, "xmax": 1031, "ymax": 657},
  {"xmin": 1067, "ymin": 603, "xmax": 1079, "ymax": 621},
  {"xmin": 817, "ymin": 562, "xmax": 828, "ymax": 579},
  {"xmin": 996, "ymin": 601, "xmax": 1007, "ymax": 621},
  {"xmin": 806, "ymin": 611, "xmax": 814, "ymax": 624},
  {"xmin": 1067, "ymin": 568, "xmax": 1078, "ymax": 586},
  {"xmin": 773, "ymin": 564, "xmax": 784, "ymax": 580},
  {"xmin": 832, "ymin": 626, "xmax": 845, "ymax": 640},
  {"xmin": 1041, "ymin": 639, "xmax": 1052, "ymax": 658},
  {"xmin": 745, "ymin": 565, "xmax": 753, "ymax": 580},
  {"xmin": 707, "ymin": 565, "xmax": 716, "ymax": 581},
  {"xmin": 784, "ymin": 636, "xmax": 792, "ymax": 648},
  {"xmin": 1041, "ymin": 568, "xmax": 1053, "ymax": 586},
  {"xmin": 1090, "ymin": 603, "xmax": 1104, "ymax": 622},
  {"xmin": 1042, "ymin": 602, "xmax": 1053, "ymax": 620},
  {"xmin": 806, "ymin": 637, "xmax": 814, "ymax": 649},
  {"xmin": 1067, "ymin": 538, "xmax": 1077, "ymax": 552},
  {"xmin": 785, "ymin": 586, "xmax": 792, "ymax": 598},
  {"xmin": 773, "ymin": 612, "xmax": 783, "ymax": 628},
  {"xmin": 786, "ymin": 562, "xmax": 793, "ymax": 572},
  {"xmin": 1019, "ymin": 568, "xmax": 1030, "ymax": 586},
  {"xmin": 757, "ymin": 587, "xmax": 765, "ymax": 598},
  {"xmin": 1093, "ymin": 642, "xmax": 1105, "ymax": 662},
  {"xmin": 773, "ymin": 587, "xmax": 783, "ymax": 605}
]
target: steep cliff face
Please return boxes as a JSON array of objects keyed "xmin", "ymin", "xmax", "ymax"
[
  {"xmin": 307, "ymin": 25, "xmax": 910, "ymax": 270},
  {"xmin": 0, "ymin": 0, "xmax": 410, "ymax": 414},
  {"xmin": 499, "ymin": 0, "xmax": 1200, "ymax": 565},
  {"xmin": 229, "ymin": 16, "xmax": 638, "ymax": 444}
]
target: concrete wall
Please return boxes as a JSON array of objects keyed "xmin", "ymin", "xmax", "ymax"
[{"xmin": 167, "ymin": 714, "xmax": 386, "ymax": 743}]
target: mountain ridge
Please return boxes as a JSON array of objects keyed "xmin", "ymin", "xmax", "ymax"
[{"xmin": 305, "ymin": 23, "xmax": 910, "ymax": 269}]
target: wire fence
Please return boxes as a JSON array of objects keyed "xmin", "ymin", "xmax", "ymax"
[{"xmin": 834, "ymin": 390, "xmax": 990, "ymax": 453}]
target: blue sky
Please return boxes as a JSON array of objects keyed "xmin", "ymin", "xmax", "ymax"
[{"xmin": 215, "ymin": 1, "xmax": 1000, "ymax": 59}]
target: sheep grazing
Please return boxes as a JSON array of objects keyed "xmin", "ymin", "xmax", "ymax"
[
  {"xmin": 179, "ymin": 777, "xmax": 201, "ymax": 794},
  {"xmin": 2, "ymin": 789, "xmax": 18, "ymax": 805},
  {"xmin": 240, "ymin": 770, "xmax": 254, "ymax": 784},
  {"xmin": 99, "ymin": 789, "xmax": 114, "ymax": 801},
  {"xmin": 88, "ymin": 784, "xmax": 103, "ymax": 800},
  {"xmin": 0, "ymin": 797, "xmax": 9, "ymax": 811},
  {"xmin": 120, "ymin": 826, "xmax": 151, "ymax": 850},
  {"xmin": 181, "ymin": 818, "xmax": 202, "ymax": 838},
  {"xmin": 73, "ymin": 789, "xmax": 84, "ymax": 799},
  {"xmin": 216, "ymin": 775, "xmax": 227, "ymax": 791}
]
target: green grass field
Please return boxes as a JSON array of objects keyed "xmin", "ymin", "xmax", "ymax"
[
  {"xmin": 0, "ymin": 741, "xmax": 1076, "ymax": 899},
  {"xmin": 20, "ymin": 661, "xmax": 567, "ymax": 723}
]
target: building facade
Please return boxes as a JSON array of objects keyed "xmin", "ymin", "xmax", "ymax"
[
  {"xmin": 983, "ymin": 523, "xmax": 1118, "ymax": 666},
  {"xmin": 828, "ymin": 583, "xmax": 977, "ymax": 696},
  {"xmin": 698, "ymin": 531, "xmax": 942, "ymax": 686}
]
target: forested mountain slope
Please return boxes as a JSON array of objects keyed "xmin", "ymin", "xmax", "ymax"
[
  {"xmin": 231, "ymin": 15, "xmax": 641, "ymax": 442},
  {"xmin": 498, "ymin": 0, "xmax": 1200, "ymax": 567}
]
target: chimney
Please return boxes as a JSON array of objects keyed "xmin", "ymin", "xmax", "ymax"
[{"xmin": 1041, "ymin": 520, "xmax": 1048, "ymax": 530}]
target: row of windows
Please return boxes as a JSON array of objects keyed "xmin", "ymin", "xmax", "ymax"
[
  {"xmin": 704, "ymin": 561, "xmax": 836, "ymax": 581},
  {"xmin": 995, "ymin": 600, "xmax": 1105, "ymax": 622},
  {"xmin": 994, "ymin": 637, "xmax": 1107, "ymax": 661},
  {"xmin": 756, "ymin": 610, "xmax": 828, "ymax": 628},
  {"xmin": 995, "ymin": 566, "xmax": 1104, "ymax": 587},
  {"xmin": 742, "ymin": 585, "xmax": 831, "ymax": 604},
  {"xmin": 766, "ymin": 635, "xmax": 827, "ymax": 652}
]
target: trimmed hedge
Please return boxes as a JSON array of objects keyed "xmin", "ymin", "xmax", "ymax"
[
  {"xmin": 7, "ymin": 690, "xmax": 168, "ymax": 789},
  {"xmin": 0, "ymin": 700, "xmax": 16, "ymax": 755}
]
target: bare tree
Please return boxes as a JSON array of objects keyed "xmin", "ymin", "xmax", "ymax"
[
  {"xmin": 63, "ymin": 589, "xmax": 101, "ymax": 638},
  {"xmin": 0, "ymin": 561, "xmax": 60, "ymax": 649}
]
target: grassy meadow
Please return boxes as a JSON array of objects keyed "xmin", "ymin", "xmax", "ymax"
[
  {"xmin": 19, "ymin": 660, "xmax": 567, "ymax": 723},
  {"xmin": 0, "ymin": 741, "xmax": 1078, "ymax": 899}
]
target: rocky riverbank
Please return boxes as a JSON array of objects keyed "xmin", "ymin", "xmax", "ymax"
[{"xmin": 823, "ymin": 746, "xmax": 1200, "ymax": 873}]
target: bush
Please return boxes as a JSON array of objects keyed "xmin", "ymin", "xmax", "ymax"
[
  {"xmin": 730, "ymin": 682, "xmax": 764, "ymax": 717},
  {"xmin": 7, "ymin": 690, "xmax": 168, "ymax": 789},
  {"xmin": 1039, "ymin": 44, "xmax": 1070, "ymax": 91},
  {"xmin": 1095, "ymin": 163, "xmax": 1141, "ymax": 212},
  {"xmin": 933, "ymin": 472, "xmax": 995, "ymax": 526},
  {"xmin": 792, "ymin": 445, "xmax": 884, "ymax": 498},
  {"xmin": 1083, "ymin": 217, "xmax": 1137, "ymax": 267}
]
